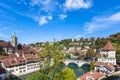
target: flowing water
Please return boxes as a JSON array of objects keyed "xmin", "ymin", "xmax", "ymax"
[{"xmin": 68, "ymin": 62, "xmax": 90, "ymax": 78}]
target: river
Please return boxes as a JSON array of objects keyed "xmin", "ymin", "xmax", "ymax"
[
  {"xmin": 19, "ymin": 62, "xmax": 90, "ymax": 80},
  {"xmin": 68, "ymin": 62, "xmax": 90, "ymax": 78}
]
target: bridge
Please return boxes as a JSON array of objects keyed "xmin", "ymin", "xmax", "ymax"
[{"xmin": 63, "ymin": 60, "xmax": 90, "ymax": 67}]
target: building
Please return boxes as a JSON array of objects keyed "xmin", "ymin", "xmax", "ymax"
[
  {"xmin": 79, "ymin": 71, "xmax": 105, "ymax": 80},
  {"xmin": 1, "ymin": 53, "xmax": 40, "ymax": 77},
  {"xmin": 94, "ymin": 62, "xmax": 115, "ymax": 74},
  {"xmin": 97, "ymin": 41, "xmax": 116, "ymax": 65},
  {"xmin": 0, "ymin": 32, "xmax": 40, "ymax": 79},
  {"xmin": 0, "ymin": 41, "xmax": 13, "ymax": 54},
  {"xmin": 11, "ymin": 32, "xmax": 17, "ymax": 52}
]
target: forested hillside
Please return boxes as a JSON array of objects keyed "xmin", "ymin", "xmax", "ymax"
[{"xmin": 31, "ymin": 32, "xmax": 120, "ymax": 49}]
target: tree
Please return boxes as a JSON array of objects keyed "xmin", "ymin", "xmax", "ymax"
[
  {"xmin": 27, "ymin": 72, "xmax": 40, "ymax": 80},
  {"xmin": 5, "ymin": 75, "xmax": 21, "ymax": 80},
  {"xmin": 74, "ymin": 52, "xmax": 79, "ymax": 56},
  {"xmin": 116, "ymin": 49, "xmax": 120, "ymax": 63},
  {"xmin": 65, "ymin": 53, "xmax": 70, "ymax": 59},
  {"xmin": 86, "ymin": 48, "xmax": 94, "ymax": 59},
  {"xmin": 89, "ymin": 62, "xmax": 94, "ymax": 71},
  {"xmin": 28, "ymin": 42, "xmax": 65, "ymax": 80},
  {"xmin": 78, "ymin": 55, "xmax": 84, "ymax": 60},
  {"xmin": 60, "ymin": 67, "xmax": 77, "ymax": 80},
  {"xmin": 17, "ymin": 43, "xmax": 22, "ymax": 50},
  {"xmin": 95, "ymin": 38, "xmax": 107, "ymax": 49},
  {"xmin": 0, "ymin": 46, "xmax": 7, "ymax": 56}
]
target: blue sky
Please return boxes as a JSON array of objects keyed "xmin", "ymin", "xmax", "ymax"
[{"xmin": 0, "ymin": 0, "xmax": 120, "ymax": 44}]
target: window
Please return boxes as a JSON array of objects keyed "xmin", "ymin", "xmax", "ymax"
[
  {"xmin": 20, "ymin": 61, "xmax": 22, "ymax": 63},
  {"xmin": 23, "ymin": 70, "xmax": 26, "ymax": 72},
  {"xmin": 9, "ymin": 69, "xmax": 14, "ymax": 72},
  {"xmin": 19, "ymin": 71, "xmax": 22, "ymax": 73},
  {"xmin": 11, "ymin": 61, "xmax": 15, "ymax": 64}
]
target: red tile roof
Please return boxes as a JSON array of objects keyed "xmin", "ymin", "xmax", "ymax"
[
  {"xmin": 102, "ymin": 41, "xmax": 116, "ymax": 51},
  {"xmin": 94, "ymin": 62, "xmax": 115, "ymax": 71},
  {"xmin": 16, "ymin": 57, "xmax": 26, "ymax": 64},
  {"xmin": 24, "ymin": 54, "xmax": 40, "ymax": 62},
  {"xmin": 0, "ymin": 41, "xmax": 13, "ymax": 48},
  {"xmin": 2, "ymin": 58, "xmax": 18, "ymax": 67},
  {"xmin": 21, "ymin": 45, "xmax": 36, "ymax": 54},
  {"xmin": 80, "ymin": 72, "xmax": 105, "ymax": 80},
  {"xmin": 1, "ymin": 53, "xmax": 40, "ymax": 67},
  {"xmin": 9, "ymin": 54, "xmax": 17, "ymax": 58},
  {"xmin": 0, "ymin": 56, "xmax": 8, "ymax": 62},
  {"xmin": 68, "ymin": 50, "xmax": 76, "ymax": 53}
]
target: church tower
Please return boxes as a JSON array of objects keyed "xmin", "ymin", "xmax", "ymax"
[{"xmin": 11, "ymin": 32, "xmax": 17, "ymax": 52}]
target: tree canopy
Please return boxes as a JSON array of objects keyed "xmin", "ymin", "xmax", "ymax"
[
  {"xmin": 86, "ymin": 48, "xmax": 95, "ymax": 60},
  {"xmin": 28, "ymin": 42, "xmax": 65, "ymax": 80},
  {"xmin": 61, "ymin": 67, "xmax": 77, "ymax": 80},
  {"xmin": 89, "ymin": 62, "xmax": 94, "ymax": 71}
]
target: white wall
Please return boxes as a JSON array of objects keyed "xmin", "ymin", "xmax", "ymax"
[
  {"xmin": 98, "ymin": 58, "xmax": 116, "ymax": 65},
  {"xmin": 3, "ymin": 62, "xmax": 40, "ymax": 77}
]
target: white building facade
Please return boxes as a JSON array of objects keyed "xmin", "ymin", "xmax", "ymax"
[{"xmin": 97, "ymin": 41, "xmax": 116, "ymax": 65}]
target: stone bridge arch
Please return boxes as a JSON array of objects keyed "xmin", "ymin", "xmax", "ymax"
[{"xmin": 63, "ymin": 60, "xmax": 90, "ymax": 67}]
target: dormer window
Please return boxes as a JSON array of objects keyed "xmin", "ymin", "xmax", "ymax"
[
  {"xmin": 20, "ymin": 61, "xmax": 22, "ymax": 63},
  {"xmin": 11, "ymin": 61, "xmax": 15, "ymax": 64}
]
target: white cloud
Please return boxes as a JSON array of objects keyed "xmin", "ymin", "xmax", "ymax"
[
  {"xmin": 38, "ymin": 16, "xmax": 48, "ymax": 25},
  {"xmin": 47, "ymin": 15, "xmax": 52, "ymax": 20},
  {"xmin": 108, "ymin": 12, "xmax": 120, "ymax": 21},
  {"xmin": 34, "ymin": 15, "xmax": 53, "ymax": 26},
  {"xmin": 59, "ymin": 14, "xmax": 67, "ymax": 20},
  {"xmin": 85, "ymin": 12, "xmax": 120, "ymax": 33},
  {"xmin": 30, "ymin": 0, "xmax": 41, "ymax": 6},
  {"xmin": 30, "ymin": 0, "xmax": 56, "ymax": 12},
  {"xmin": 64, "ymin": 0, "xmax": 92, "ymax": 11},
  {"xmin": 0, "ymin": 0, "xmax": 93, "ymax": 26},
  {"xmin": 31, "ymin": 0, "xmax": 51, "ymax": 6},
  {"xmin": 74, "ymin": 34, "xmax": 84, "ymax": 38}
]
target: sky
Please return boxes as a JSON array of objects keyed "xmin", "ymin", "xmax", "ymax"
[{"xmin": 0, "ymin": 0, "xmax": 120, "ymax": 44}]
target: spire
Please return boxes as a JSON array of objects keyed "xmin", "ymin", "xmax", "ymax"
[
  {"xmin": 12, "ymin": 25, "xmax": 16, "ymax": 38},
  {"xmin": 12, "ymin": 31, "xmax": 16, "ymax": 38}
]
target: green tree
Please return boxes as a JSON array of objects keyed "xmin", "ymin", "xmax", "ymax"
[
  {"xmin": 95, "ymin": 38, "xmax": 107, "ymax": 49},
  {"xmin": 27, "ymin": 72, "xmax": 40, "ymax": 80},
  {"xmin": 116, "ymin": 49, "xmax": 120, "ymax": 63},
  {"xmin": 17, "ymin": 43, "xmax": 22, "ymax": 50},
  {"xmin": 60, "ymin": 67, "xmax": 77, "ymax": 80},
  {"xmin": 86, "ymin": 48, "xmax": 94, "ymax": 59},
  {"xmin": 0, "ymin": 46, "xmax": 7, "ymax": 56},
  {"xmin": 89, "ymin": 62, "xmax": 94, "ymax": 71},
  {"xmin": 28, "ymin": 42, "xmax": 65, "ymax": 80},
  {"xmin": 78, "ymin": 55, "xmax": 84, "ymax": 60},
  {"xmin": 65, "ymin": 53, "xmax": 71, "ymax": 59},
  {"xmin": 5, "ymin": 75, "xmax": 21, "ymax": 80}
]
